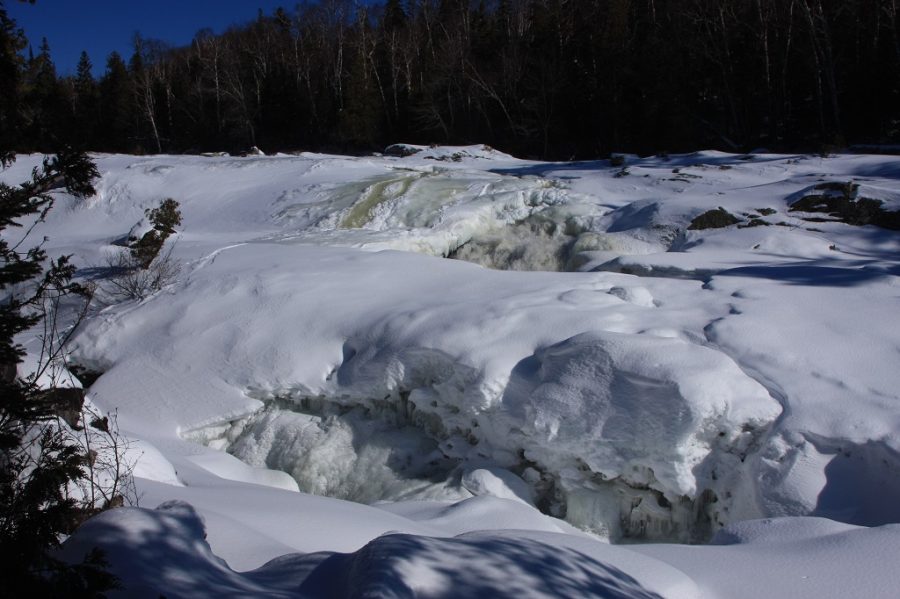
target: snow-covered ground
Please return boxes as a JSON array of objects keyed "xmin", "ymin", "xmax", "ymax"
[{"xmin": 6, "ymin": 146, "xmax": 900, "ymax": 597}]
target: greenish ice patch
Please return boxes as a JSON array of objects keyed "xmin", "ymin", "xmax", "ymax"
[{"xmin": 340, "ymin": 173, "xmax": 422, "ymax": 229}]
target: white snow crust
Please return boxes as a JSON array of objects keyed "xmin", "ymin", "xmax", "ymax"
[{"xmin": 4, "ymin": 147, "xmax": 900, "ymax": 596}]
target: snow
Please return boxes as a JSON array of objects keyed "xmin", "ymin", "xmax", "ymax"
[
  {"xmin": 60, "ymin": 501, "xmax": 699, "ymax": 599},
  {"xmin": 636, "ymin": 518, "xmax": 900, "ymax": 599},
  {"xmin": 68, "ymin": 242, "xmax": 779, "ymax": 539},
  {"xmin": 3, "ymin": 146, "xmax": 900, "ymax": 596},
  {"xmin": 59, "ymin": 501, "xmax": 900, "ymax": 598}
]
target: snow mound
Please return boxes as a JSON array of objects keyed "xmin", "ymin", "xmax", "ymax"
[
  {"xmin": 638, "ymin": 517, "xmax": 900, "ymax": 599},
  {"xmin": 290, "ymin": 532, "xmax": 670, "ymax": 599},
  {"xmin": 59, "ymin": 502, "xmax": 277, "ymax": 598},
  {"xmin": 461, "ymin": 466, "xmax": 535, "ymax": 505},
  {"xmin": 62, "ymin": 502, "xmax": 697, "ymax": 598},
  {"xmin": 710, "ymin": 516, "xmax": 858, "ymax": 546},
  {"xmin": 501, "ymin": 332, "xmax": 778, "ymax": 539},
  {"xmin": 505, "ymin": 332, "xmax": 776, "ymax": 496}
]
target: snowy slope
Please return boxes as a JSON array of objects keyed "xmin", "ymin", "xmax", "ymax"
[{"xmin": 4, "ymin": 147, "xmax": 900, "ymax": 596}]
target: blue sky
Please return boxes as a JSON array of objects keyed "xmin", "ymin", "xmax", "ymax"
[{"xmin": 7, "ymin": 1, "xmax": 375, "ymax": 76}]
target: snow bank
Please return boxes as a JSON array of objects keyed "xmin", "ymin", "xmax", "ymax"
[
  {"xmin": 63, "ymin": 501, "xmax": 900, "ymax": 599},
  {"xmin": 59, "ymin": 502, "xmax": 276, "ymax": 598},
  {"xmin": 61, "ymin": 501, "xmax": 699, "ymax": 598},
  {"xmin": 637, "ymin": 517, "xmax": 900, "ymax": 599}
]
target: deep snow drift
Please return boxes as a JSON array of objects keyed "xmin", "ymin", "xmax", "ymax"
[{"xmin": 5, "ymin": 146, "xmax": 900, "ymax": 596}]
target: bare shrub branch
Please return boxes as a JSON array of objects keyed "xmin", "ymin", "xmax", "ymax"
[{"xmin": 103, "ymin": 242, "xmax": 181, "ymax": 301}]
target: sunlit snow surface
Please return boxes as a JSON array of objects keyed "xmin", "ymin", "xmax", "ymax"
[{"xmin": 5, "ymin": 146, "xmax": 900, "ymax": 597}]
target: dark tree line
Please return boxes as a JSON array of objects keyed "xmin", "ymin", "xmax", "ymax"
[{"xmin": 15, "ymin": 0, "xmax": 900, "ymax": 159}]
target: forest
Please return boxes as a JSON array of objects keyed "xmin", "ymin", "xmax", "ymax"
[{"xmin": 10, "ymin": 0, "xmax": 900, "ymax": 159}]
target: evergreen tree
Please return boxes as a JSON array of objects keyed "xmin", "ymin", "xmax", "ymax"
[
  {"xmin": 130, "ymin": 198, "xmax": 182, "ymax": 269},
  {"xmin": 72, "ymin": 51, "xmax": 99, "ymax": 149},
  {"xmin": 0, "ymin": 151, "xmax": 116, "ymax": 598},
  {"xmin": 0, "ymin": 2, "xmax": 117, "ymax": 594},
  {"xmin": 0, "ymin": 4, "xmax": 25, "ymax": 161},
  {"xmin": 22, "ymin": 36, "xmax": 67, "ymax": 150},
  {"xmin": 98, "ymin": 51, "xmax": 131, "ymax": 151},
  {"xmin": 75, "ymin": 50, "xmax": 92, "ymax": 83}
]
